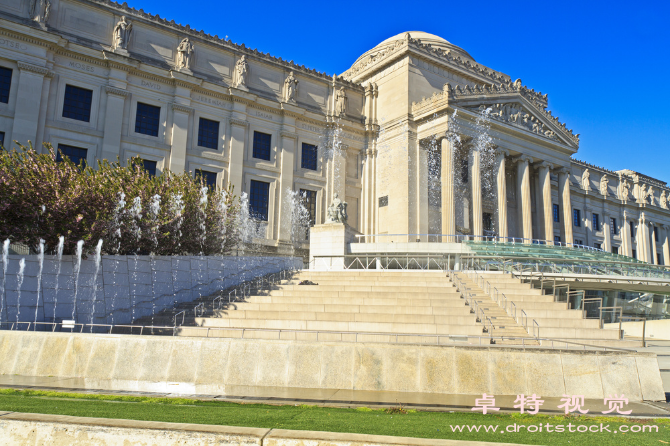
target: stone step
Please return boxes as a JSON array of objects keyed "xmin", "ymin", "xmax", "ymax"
[
  {"xmin": 538, "ymin": 326, "xmax": 623, "ymax": 340},
  {"xmin": 245, "ymin": 296, "xmax": 467, "ymax": 307},
  {"xmin": 264, "ymin": 289, "xmax": 460, "ymax": 297},
  {"xmin": 520, "ymin": 308, "xmax": 586, "ymax": 319},
  {"xmin": 286, "ymin": 280, "xmax": 454, "ymax": 287},
  {"xmin": 530, "ymin": 317, "xmax": 601, "ymax": 329},
  {"xmin": 194, "ymin": 317, "xmax": 485, "ymax": 336},
  {"xmin": 295, "ymin": 272, "xmax": 449, "ymax": 279},
  {"xmin": 224, "ymin": 302, "xmax": 474, "ymax": 315},
  {"xmin": 209, "ymin": 310, "xmax": 476, "ymax": 325}
]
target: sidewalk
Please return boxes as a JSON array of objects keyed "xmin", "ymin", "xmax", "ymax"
[{"xmin": 0, "ymin": 411, "xmax": 539, "ymax": 446}]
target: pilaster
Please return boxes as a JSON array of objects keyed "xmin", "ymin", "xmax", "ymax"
[
  {"xmin": 168, "ymin": 103, "xmax": 193, "ymax": 173},
  {"xmin": 228, "ymin": 117, "xmax": 249, "ymax": 195},
  {"xmin": 101, "ymin": 86, "xmax": 131, "ymax": 162},
  {"xmin": 11, "ymin": 61, "xmax": 52, "ymax": 147},
  {"xmin": 277, "ymin": 129, "xmax": 297, "ymax": 242}
]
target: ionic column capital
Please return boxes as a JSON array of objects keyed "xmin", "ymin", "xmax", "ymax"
[
  {"xmin": 495, "ymin": 148, "xmax": 510, "ymax": 159},
  {"xmin": 514, "ymin": 154, "xmax": 532, "ymax": 165},
  {"xmin": 536, "ymin": 161, "xmax": 554, "ymax": 171}
]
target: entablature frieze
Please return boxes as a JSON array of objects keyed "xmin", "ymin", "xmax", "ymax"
[
  {"xmin": 16, "ymin": 61, "xmax": 52, "ymax": 77},
  {"xmin": 105, "ymin": 86, "xmax": 131, "ymax": 98},
  {"xmin": 171, "ymin": 103, "xmax": 193, "ymax": 114}
]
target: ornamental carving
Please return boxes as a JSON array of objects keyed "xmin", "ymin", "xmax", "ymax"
[
  {"xmin": 283, "ymin": 71, "xmax": 298, "ymax": 103},
  {"xmin": 474, "ymin": 103, "xmax": 558, "ymax": 140},
  {"xmin": 599, "ymin": 175, "xmax": 609, "ymax": 196},
  {"xmin": 176, "ymin": 38, "xmax": 194, "ymax": 70},
  {"xmin": 30, "ymin": 0, "xmax": 50, "ymax": 24},
  {"xmin": 112, "ymin": 16, "xmax": 133, "ymax": 51},
  {"xmin": 646, "ymin": 185, "xmax": 655, "ymax": 205},
  {"xmin": 661, "ymin": 191, "xmax": 668, "ymax": 209}
]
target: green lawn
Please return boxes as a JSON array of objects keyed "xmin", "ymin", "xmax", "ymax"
[{"xmin": 0, "ymin": 389, "xmax": 668, "ymax": 445}]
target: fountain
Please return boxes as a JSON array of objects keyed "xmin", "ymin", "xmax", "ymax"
[
  {"xmin": 89, "ymin": 239, "xmax": 103, "ymax": 330},
  {"xmin": 15, "ymin": 258, "xmax": 25, "ymax": 325},
  {"xmin": 34, "ymin": 240, "xmax": 44, "ymax": 326},
  {"xmin": 52, "ymin": 236, "xmax": 64, "ymax": 323},
  {"xmin": 71, "ymin": 240, "xmax": 84, "ymax": 321}
]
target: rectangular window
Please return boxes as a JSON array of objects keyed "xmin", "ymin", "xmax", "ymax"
[
  {"xmin": 301, "ymin": 143, "xmax": 318, "ymax": 171},
  {"xmin": 658, "ymin": 253, "xmax": 663, "ymax": 265},
  {"xmin": 62, "ymin": 85, "xmax": 93, "ymax": 122},
  {"xmin": 56, "ymin": 144, "xmax": 87, "ymax": 167},
  {"xmin": 610, "ymin": 218, "xmax": 617, "ymax": 235},
  {"xmin": 594, "ymin": 243, "xmax": 602, "ymax": 250},
  {"xmin": 573, "ymin": 209, "xmax": 581, "ymax": 227},
  {"xmin": 553, "ymin": 204, "xmax": 560, "ymax": 223},
  {"xmin": 0, "ymin": 66, "xmax": 12, "ymax": 103},
  {"xmin": 252, "ymin": 131, "xmax": 271, "ymax": 161},
  {"xmin": 249, "ymin": 180, "xmax": 270, "ymax": 221},
  {"xmin": 592, "ymin": 213, "xmax": 600, "ymax": 231},
  {"xmin": 197, "ymin": 118, "xmax": 219, "ymax": 150},
  {"xmin": 554, "ymin": 236, "xmax": 561, "ymax": 244},
  {"xmin": 300, "ymin": 189, "xmax": 317, "ymax": 226},
  {"xmin": 0, "ymin": 131, "xmax": 4, "ymax": 149},
  {"xmin": 654, "ymin": 226, "xmax": 658, "ymax": 242},
  {"xmin": 632, "ymin": 249, "xmax": 637, "ymax": 259},
  {"xmin": 630, "ymin": 221, "xmax": 635, "ymax": 238},
  {"xmin": 135, "ymin": 102, "xmax": 161, "ymax": 137},
  {"xmin": 574, "ymin": 239, "xmax": 583, "ymax": 246},
  {"xmin": 612, "ymin": 246, "xmax": 618, "ymax": 254},
  {"xmin": 142, "ymin": 160, "xmax": 157, "ymax": 177},
  {"xmin": 483, "ymin": 213, "xmax": 493, "ymax": 232},
  {"xmin": 195, "ymin": 169, "xmax": 217, "ymax": 189}
]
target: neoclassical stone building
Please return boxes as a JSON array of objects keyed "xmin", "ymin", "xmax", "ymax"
[{"xmin": 1, "ymin": 1, "xmax": 669, "ymax": 263}]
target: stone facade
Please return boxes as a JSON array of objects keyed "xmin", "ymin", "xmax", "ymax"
[{"xmin": 1, "ymin": 4, "xmax": 669, "ymax": 263}]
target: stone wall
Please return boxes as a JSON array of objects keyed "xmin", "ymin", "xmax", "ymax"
[
  {"xmin": 0, "ymin": 331, "xmax": 664, "ymax": 401},
  {"xmin": 0, "ymin": 255, "xmax": 302, "ymax": 326}
]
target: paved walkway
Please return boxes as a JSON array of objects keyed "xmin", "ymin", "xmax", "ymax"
[{"xmin": 1, "ymin": 375, "xmax": 668, "ymax": 417}]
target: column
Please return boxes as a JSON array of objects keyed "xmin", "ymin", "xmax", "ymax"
[
  {"xmin": 621, "ymin": 213, "xmax": 633, "ymax": 257},
  {"xmin": 663, "ymin": 225, "xmax": 670, "ymax": 266},
  {"xmin": 495, "ymin": 149, "xmax": 509, "ymax": 240},
  {"xmin": 11, "ymin": 62, "xmax": 51, "ymax": 147},
  {"xmin": 538, "ymin": 162, "xmax": 554, "ymax": 244},
  {"xmin": 516, "ymin": 156, "xmax": 533, "ymax": 242},
  {"xmin": 441, "ymin": 137, "xmax": 455, "ymax": 242},
  {"xmin": 470, "ymin": 146, "xmax": 482, "ymax": 238},
  {"xmin": 101, "ymin": 87, "xmax": 130, "ymax": 162},
  {"xmin": 168, "ymin": 103, "xmax": 192, "ymax": 173},
  {"xmin": 651, "ymin": 224, "xmax": 659, "ymax": 264},
  {"xmin": 638, "ymin": 214, "xmax": 651, "ymax": 263},
  {"xmin": 228, "ymin": 118, "xmax": 248, "ymax": 195},
  {"xmin": 417, "ymin": 141, "xmax": 429, "ymax": 240},
  {"xmin": 277, "ymin": 130, "xmax": 296, "ymax": 243},
  {"xmin": 603, "ymin": 215, "xmax": 612, "ymax": 252},
  {"xmin": 558, "ymin": 168, "xmax": 574, "ymax": 245}
]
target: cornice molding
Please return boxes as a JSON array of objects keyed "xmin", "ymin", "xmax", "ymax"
[
  {"xmin": 16, "ymin": 61, "xmax": 52, "ymax": 77},
  {"xmin": 229, "ymin": 118, "xmax": 249, "ymax": 128},
  {"xmin": 171, "ymin": 103, "xmax": 193, "ymax": 114},
  {"xmin": 105, "ymin": 86, "xmax": 131, "ymax": 98}
]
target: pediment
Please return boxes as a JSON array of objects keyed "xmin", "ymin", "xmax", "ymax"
[{"xmin": 466, "ymin": 102, "xmax": 566, "ymax": 144}]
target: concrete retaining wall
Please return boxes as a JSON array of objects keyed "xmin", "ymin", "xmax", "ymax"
[
  {"xmin": 0, "ymin": 331, "xmax": 665, "ymax": 401},
  {"xmin": 606, "ymin": 319, "xmax": 670, "ymax": 341},
  {"xmin": 0, "ymin": 255, "xmax": 302, "ymax": 326},
  {"xmin": 0, "ymin": 412, "xmax": 527, "ymax": 446}
]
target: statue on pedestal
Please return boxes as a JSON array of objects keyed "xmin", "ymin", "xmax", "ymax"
[
  {"xmin": 283, "ymin": 71, "xmax": 298, "ymax": 103},
  {"xmin": 600, "ymin": 175, "xmax": 609, "ymax": 196},
  {"xmin": 30, "ymin": 0, "xmax": 51, "ymax": 24},
  {"xmin": 581, "ymin": 169, "xmax": 591, "ymax": 191},
  {"xmin": 335, "ymin": 87, "xmax": 347, "ymax": 116},
  {"xmin": 326, "ymin": 193, "xmax": 348, "ymax": 224},
  {"xmin": 112, "ymin": 16, "xmax": 132, "ymax": 51},
  {"xmin": 176, "ymin": 38, "xmax": 194, "ymax": 70},
  {"xmin": 234, "ymin": 55, "xmax": 248, "ymax": 89},
  {"xmin": 619, "ymin": 178, "xmax": 630, "ymax": 201}
]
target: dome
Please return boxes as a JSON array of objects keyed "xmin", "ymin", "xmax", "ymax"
[{"xmin": 347, "ymin": 31, "xmax": 474, "ymax": 74}]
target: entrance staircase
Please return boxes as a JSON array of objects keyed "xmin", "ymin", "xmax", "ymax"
[{"xmin": 138, "ymin": 269, "xmax": 637, "ymax": 348}]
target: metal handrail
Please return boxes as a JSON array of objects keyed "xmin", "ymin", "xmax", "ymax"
[
  {"xmin": 533, "ymin": 320, "xmax": 540, "ymax": 339},
  {"xmin": 173, "ymin": 310, "xmax": 186, "ymax": 327},
  {"xmin": 193, "ymin": 302, "xmax": 205, "ymax": 318}
]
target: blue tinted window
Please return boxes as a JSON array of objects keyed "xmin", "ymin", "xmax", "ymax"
[
  {"xmin": 252, "ymin": 131, "xmax": 271, "ymax": 161},
  {"xmin": 250, "ymin": 180, "xmax": 270, "ymax": 221},
  {"xmin": 301, "ymin": 143, "xmax": 318, "ymax": 170},
  {"xmin": 573, "ymin": 209, "xmax": 581, "ymax": 227},
  {"xmin": 300, "ymin": 189, "xmax": 317, "ymax": 225},
  {"xmin": 0, "ymin": 67, "xmax": 12, "ymax": 103},
  {"xmin": 197, "ymin": 118, "xmax": 219, "ymax": 150},
  {"xmin": 135, "ymin": 102, "xmax": 160, "ymax": 137},
  {"xmin": 195, "ymin": 169, "xmax": 217, "ymax": 189},
  {"xmin": 62, "ymin": 85, "xmax": 93, "ymax": 122},
  {"xmin": 56, "ymin": 144, "xmax": 87, "ymax": 167},
  {"xmin": 553, "ymin": 204, "xmax": 559, "ymax": 222},
  {"xmin": 142, "ymin": 160, "xmax": 157, "ymax": 177},
  {"xmin": 0, "ymin": 131, "xmax": 5, "ymax": 149}
]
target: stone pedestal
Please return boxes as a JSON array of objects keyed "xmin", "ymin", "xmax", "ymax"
[{"xmin": 309, "ymin": 223, "xmax": 359, "ymax": 270}]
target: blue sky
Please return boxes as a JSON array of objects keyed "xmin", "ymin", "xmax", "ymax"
[{"xmin": 134, "ymin": 0, "xmax": 669, "ymax": 182}]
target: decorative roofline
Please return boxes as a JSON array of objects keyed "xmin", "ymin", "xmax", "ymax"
[
  {"xmin": 84, "ymin": 0, "xmax": 362, "ymax": 89},
  {"xmin": 342, "ymin": 32, "xmax": 510, "ymax": 85}
]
